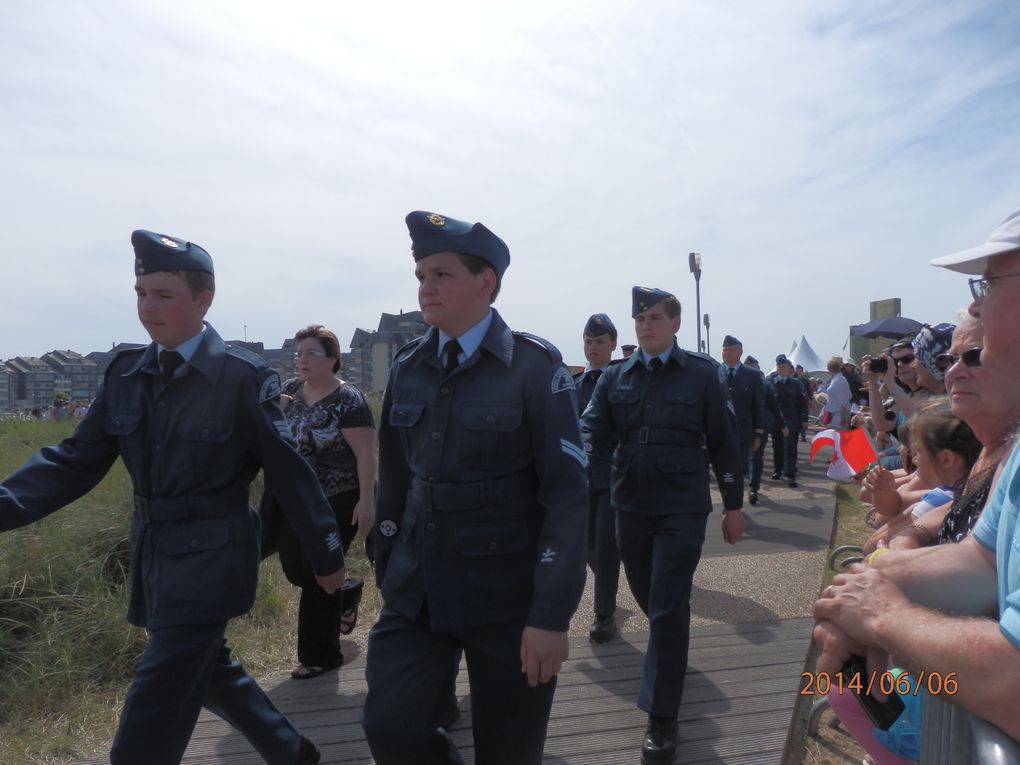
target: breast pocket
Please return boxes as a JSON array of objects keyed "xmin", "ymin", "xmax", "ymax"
[
  {"xmin": 663, "ymin": 391, "xmax": 702, "ymax": 430},
  {"xmin": 389, "ymin": 401, "xmax": 426, "ymax": 460},
  {"xmin": 607, "ymin": 390, "xmax": 640, "ymax": 429},
  {"xmin": 178, "ymin": 419, "xmax": 234, "ymax": 476},
  {"xmin": 459, "ymin": 403, "xmax": 523, "ymax": 469}
]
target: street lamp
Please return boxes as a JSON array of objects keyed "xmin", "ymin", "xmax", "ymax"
[
  {"xmin": 703, "ymin": 313, "xmax": 711, "ymax": 357},
  {"xmin": 688, "ymin": 252, "xmax": 702, "ymax": 352}
]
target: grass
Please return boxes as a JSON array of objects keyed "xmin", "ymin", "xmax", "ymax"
[
  {"xmin": 0, "ymin": 412, "xmax": 381, "ymax": 765},
  {"xmin": 789, "ymin": 481, "xmax": 875, "ymax": 765}
]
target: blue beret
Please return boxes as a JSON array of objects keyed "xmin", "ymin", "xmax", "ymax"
[
  {"xmin": 583, "ymin": 313, "xmax": 616, "ymax": 337},
  {"xmin": 722, "ymin": 335, "xmax": 742, "ymax": 347},
  {"xmin": 775, "ymin": 354, "xmax": 791, "ymax": 365},
  {"xmin": 405, "ymin": 211, "xmax": 510, "ymax": 279},
  {"xmin": 132, "ymin": 230, "xmax": 213, "ymax": 276},
  {"xmin": 745, "ymin": 355, "xmax": 759, "ymax": 366},
  {"xmin": 632, "ymin": 286, "xmax": 675, "ymax": 318}
]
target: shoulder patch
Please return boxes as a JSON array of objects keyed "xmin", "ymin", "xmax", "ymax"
[
  {"xmin": 512, "ymin": 331, "xmax": 563, "ymax": 363},
  {"xmin": 226, "ymin": 344, "xmax": 269, "ymax": 370},
  {"xmin": 259, "ymin": 372, "xmax": 282, "ymax": 403},
  {"xmin": 551, "ymin": 366, "xmax": 576, "ymax": 394}
]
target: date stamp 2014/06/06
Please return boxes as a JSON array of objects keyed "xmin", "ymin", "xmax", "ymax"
[{"xmin": 800, "ymin": 670, "xmax": 959, "ymax": 697}]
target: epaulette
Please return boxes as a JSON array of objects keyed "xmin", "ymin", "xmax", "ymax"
[
  {"xmin": 225, "ymin": 344, "xmax": 269, "ymax": 370},
  {"xmin": 686, "ymin": 351, "xmax": 720, "ymax": 368},
  {"xmin": 607, "ymin": 357, "xmax": 627, "ymax": 367},
  {"xmin": 512, "ymin": 331, "xmax": 563, "ymax": 363},
  {"xmin": 394, "ymin": 336, "xmax": 427, "ymax": 363},
  {"xmin": 105, "ymin": 345, "xmax": 146, "ymax": 379}
]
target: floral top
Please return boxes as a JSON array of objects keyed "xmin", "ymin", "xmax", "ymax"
[{"xmin": 282, "ymin": 377, "xmax": 374, "ymax": 496}]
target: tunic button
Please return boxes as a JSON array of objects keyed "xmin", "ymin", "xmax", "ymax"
[
  {"xmin": 485, "ymin": 414, "xmax": 495, "ymax": 424},
  {"xmin": 431, "ymin": 432, "xmax": 441, "ymax": 440},
  {"xmin": 190, "ymin": 539, "xmax": 199, "ymax": 548},
  {"xmin": 440, "ymin": 387, "xmax": 450, "ymax": 395},
  {"xmin": 426, "ymin": 522, "xmax": 436, "ymax": 531},
  {"xmin": 201, "ymin": 428, "xmax": 210, "ymax": 437},
  {"xmin": 488, "ymin": 541, "xmax": 499, "ymax": 551}
]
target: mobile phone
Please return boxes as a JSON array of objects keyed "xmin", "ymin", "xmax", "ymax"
[{"xmin": 841, "ymin": 656, "xmax": 905, "ymax": 730}]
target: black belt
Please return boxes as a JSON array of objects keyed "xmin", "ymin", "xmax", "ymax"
[
  {"xmin": 133, "ymin": 485, "xmax": 244, "ymax": 522},
  {"xmin": 623, "ymin": 427, "xmax": 704, "ymax": 446},
  {"xmin": 411, "ymin": 472, "xmax": 538, "ymax": 513}
]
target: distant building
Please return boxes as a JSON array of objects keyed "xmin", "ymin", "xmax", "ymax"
[
  {"xmin": 86, "ymin": 342, "xmax": 147, "ymax": 376},
  {"xmin": 348, "ymin": 311, "xmax": 428, "ymax": 392},
  {"xmin": 0, "ymin": 366, "xmax": 15, "ymax": 412},
  {"xmin": 42, "ymin": 350, "xmax": 101, "ymax": 403},
  {"xmin": 6, "ymin": 356, "xmax": 57, "ymax": 411}
]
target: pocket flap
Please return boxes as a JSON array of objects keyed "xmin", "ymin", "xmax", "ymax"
[
  {"xmin": 664, "ymin": 392, "xmax": 700, "ymax": 405},
  {"xmin": 105, "ymin": 411, "xmax": 141, "ymax": 435},
  {"xmin": 158, "ymin": 518, "xmax": 230, "ymax": 555},
  {"xmin": 608, "ymin": 391, "xmax": 639, "ymax": 404},
  {"xmin": 657, "ymin": 456, "xmax": 699, "ymax": 474},
  {"xmin": 179, "ymin": 420, "xmax": 232, "ymax": 442},
  {"xmin": 389, "ymin": 401, "xmax": 425, "ymax": 427}
]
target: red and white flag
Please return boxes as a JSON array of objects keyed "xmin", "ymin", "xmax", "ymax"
[{"xmin": 810, "ymin": 428, "xmax": 879, "ymax": 481}]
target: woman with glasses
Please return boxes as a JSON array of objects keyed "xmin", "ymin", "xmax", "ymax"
[{"xmin": 261, "ymin": 324, "xmax": 376, "ymax": 679}]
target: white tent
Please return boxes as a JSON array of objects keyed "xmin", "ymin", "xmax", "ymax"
[{"xmin": 788, "ymin": 335, "xmax": 826, "ymax": 373}]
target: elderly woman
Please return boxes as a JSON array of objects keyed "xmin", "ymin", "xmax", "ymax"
[
  {"xmin": 262, "ymin": 325, "xmax": 376, "ymax": 679},
  {"xmin": 910, "ymin": 322, "xmax": 954, "ymax": 395},
  {"xmin": 822, "ymin": 356, "xmax": 852, "ymax": 429},
  {"xmin": 887, "ymin": 315, "xmax": 1020, "ymax": 549}
]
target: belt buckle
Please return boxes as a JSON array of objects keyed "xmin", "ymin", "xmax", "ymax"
[{"xmin": 638, "ymin": 426, "xmax": 650, "ymax": 444}]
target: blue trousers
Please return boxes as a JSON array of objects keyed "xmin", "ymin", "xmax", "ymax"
[
  {"xmin": 362, "ymin": 605, "xmax": 556, "ymax": 765},
  {"xmin": 770, "ymin": 422, "xmax": 800, "ymax": 478},
  {"xmin": 111, "ymin": 624, "xmax": 303, "ymax": 765},
  {"xmin": 586, "ymin": 487, "xmax": 620, "ymax": 617},
  {"xmin": 750, "ymin": 435, "xmax": 765, "ymax": 490},
  {"xmin": 616, "ymin": 510, "xmax": 708, "ymax": 718}
]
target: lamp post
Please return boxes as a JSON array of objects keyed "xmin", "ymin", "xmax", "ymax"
[
  {"xmin": 703, "ymin": 313, "xmax": 711, "ymax": 357},
  {"xmin": 688, "ymin": 252, "xmax": 702, "ymax": 352}
]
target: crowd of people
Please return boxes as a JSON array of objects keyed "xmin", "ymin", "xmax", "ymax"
[{"xmin": 1, "ymin": 206, "xmax": 1018, "ymax": 765}]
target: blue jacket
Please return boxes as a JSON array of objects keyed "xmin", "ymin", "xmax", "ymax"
[
  {"xmin": 718, "ymin": 364, "xmax": 765, "ymax": 447},
  {"xmin": 0, "ymin": 324, "xmax": 344, "ymax": 629},
  {"xmin": 581, "ymin": 343, "xmax": 744, "ymax": 514},
  {"xmin": 374, "ymin": 310, "xmax": 588, "ymax": 633}
]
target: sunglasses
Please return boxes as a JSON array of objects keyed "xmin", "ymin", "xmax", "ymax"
[
  {"xmin": 934, "ymin": 347, "xmax": 983, "ymax": 371},
  {"xmin": 293, "ymin": 350, "xmax": 329, "ymax": 359},
  {"xmin": 892, "ymin": 353, "xmax": 915, "ymax": 366}
]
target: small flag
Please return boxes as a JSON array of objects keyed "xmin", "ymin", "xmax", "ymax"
[{"xmin": 810, "ymin": 428, "xmax": 879, "ymax": 481}]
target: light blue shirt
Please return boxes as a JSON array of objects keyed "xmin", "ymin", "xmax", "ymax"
[
  {"xmin": 973, "ymin": 439, "xmax": 1020, "ymax": 650},
  {"xmin": 157, "ymin": 324, "xmax": 207, "ymax": 380},
  {"xmin": 639, "ymin": 347, "xmax": 671, "ymax": 370},
  {"xmin": 438, "ymin": 309, "xmax": 493, "ymax": 365}
]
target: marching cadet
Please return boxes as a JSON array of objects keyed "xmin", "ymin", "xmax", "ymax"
[
  {"xmin": 573, "ymin": 313, "xmax": 621, "ymax": 643},
  {"xmin": 581, "ymin": 286, "xmax": 745, "ymax": 765},
  {"xmin": 719, "ymin": 335, "xmax": 765, "ymax": 505},
  {"xmin": 0, "ymin": 230, "xmax": 344, "ymax": 765},
  {"xmin": 361, "ymin": 211, "xmax": 588, "ymax": 765},
  {"xmin": 767, "ymin": 354, "xmax": 809, "ymax": 487}
]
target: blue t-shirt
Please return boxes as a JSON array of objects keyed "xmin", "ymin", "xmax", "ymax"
[{"xmin": 973, "ymin": 440, "xmax": 1020, "ymax": 650}]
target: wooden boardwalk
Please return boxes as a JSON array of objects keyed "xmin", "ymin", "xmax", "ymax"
[{"xmin": 138, "ymin": 617, "xmax": 812, "ymax": 765}]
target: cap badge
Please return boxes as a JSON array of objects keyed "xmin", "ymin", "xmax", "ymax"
[
  {"xmin": 159, "ymin": 237, "xmax": 179, "ymax": 248},
  {"xmin": 427, "ymin": 213, "xmax": 446, "ymax": 227}
]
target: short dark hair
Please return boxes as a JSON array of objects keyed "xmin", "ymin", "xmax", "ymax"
[
  {"xmin": 168, "ymin": 269, "xmax": 215, "ymax": 299},
  {"xmin": 661, "ymin": 296, "xmax": 681, "ymax": 319},
  {"xmin": 456, "ymin": 253, "xmax": 501, "ymax": 303},
  {"xmin": 294, "ymin": 325, "xmax": 342, "ymax": 373}
]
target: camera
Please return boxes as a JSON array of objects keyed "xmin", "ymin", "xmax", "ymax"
[{"xmin": 870, "ymin": 357, "xmax": 888, "ymax": 374}]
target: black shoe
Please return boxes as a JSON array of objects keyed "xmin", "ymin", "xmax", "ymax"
[
  {"xmin": 441, "ymin": 695, "xmax": 461, "ymax": 730},
  {"xmin": 296, "ymin": 736, "xmax": 321, "ymax": 765},
  {"xmin": 641, "ymin": 716, "xmax": 678, "ymax": 764},
  {"xmin": 771, "ymin": 471, "xmax": 782, "ymax": 480},
  {"xmin": 589, "ymin": 613, "xmax": 617, "ymax": 644},
  {"xmin": 788, "ymin": 478, "xmax": 798, "ymax": 488},
  {"xmin": 748, "ymin": 490, "xmax": 758, "ymax": 505}
]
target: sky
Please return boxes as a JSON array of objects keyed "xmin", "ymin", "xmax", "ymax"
[{"xmin": 3, "ymin": 0, "xmax": 1020, "ymax": 368}]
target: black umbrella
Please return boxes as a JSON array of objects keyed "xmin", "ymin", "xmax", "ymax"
[{"xmin": 848, "ymin": 316, "xmax": 924, "ymax": 340}]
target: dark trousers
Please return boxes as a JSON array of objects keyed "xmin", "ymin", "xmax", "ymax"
[
  {"xmin": 616, "ymin": 510, "xmax": 708, "ymax": 718},
  {"xmin": 111, "ymin": 623, "xmax": 301, "ymax": 765},
  {"xmin": 273, "ymin": 489, "xmax": 364, "ymax": 668},
  {"xmin": 586, "ymin": 487, "xmax": 620, "ymax": 617},
  {"xmin": 769, "ymin": 423, "xmax": 800, "ymax": 477},
  {"xmin": 737, "ymin": 437, "xmax": 753, "ymax": 489},
  {"xmin": 362, "ymin": 605, "xmax": 557, "ymax": 765},
  {"xmin": 750, "ymin": 435, "xmax": 765, "ymax": 490}
]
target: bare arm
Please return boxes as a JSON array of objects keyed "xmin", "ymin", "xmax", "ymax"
[{"xmin": 342, "ymin": 426, "xmax": 377, "ymax": 538}]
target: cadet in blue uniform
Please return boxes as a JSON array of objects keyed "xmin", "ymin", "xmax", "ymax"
[
  {"xmin": 719, "ymin": 335, "xmax": 765, "ymax": 505},
  {"xmin": 767, "ymin": 354, "xmax": 809, "ymax": 487},
  {"xmin": 0, "ymin": 231, "xmax": 344, "ymax": 765},
  {"xmin": 361, "ymin": 212, "xmax": 588, "ymax": 765},
  {"xmin": 573, "ymin": 313, "xmax": 621, "ymax": 643},
  {"xmin": 581, "ymin": 287, "xmax": 745, "ymax": 764}
]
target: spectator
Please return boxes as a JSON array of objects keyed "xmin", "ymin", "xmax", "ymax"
[
  {"xmin": 910, "ymin": 323, "xmax": 955, "ymax": 395},
  {"xmin": 823, "ymin": 356, "xmax": 852, "ymax": 429}
]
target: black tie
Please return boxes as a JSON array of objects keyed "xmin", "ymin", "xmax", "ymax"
[
  {"xmin": 444, "ymin": 340, "xmax": 463, "ymax": 375},
  {"xmin": 649, "ymin": 358, "xmax": 663, "ymax": 373},
  {"xmin": 590, "ymin": 369, "xmax": 602, "ymax": 384},
  {"xmin": 728, "ymin": 367, "xmax": 735, "ymax": 382},
  {"xmin": 159, "ymin": 350, "xmax": 184, "ymax": 384}
]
